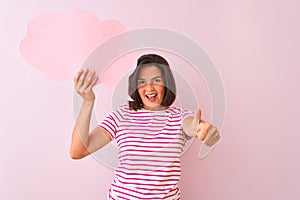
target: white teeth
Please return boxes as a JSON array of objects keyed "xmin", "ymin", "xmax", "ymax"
[{"xmin": 146, "ymin": 94, "xmax": 156, "ymax": 98}]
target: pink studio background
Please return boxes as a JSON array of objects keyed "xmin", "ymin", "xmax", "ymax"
[{"xmin": 1, "ymin": 0, "xmax": 300, "ymax": 200}]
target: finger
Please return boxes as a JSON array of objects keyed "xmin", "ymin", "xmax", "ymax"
[
  {"xmin": 87, "ymin": 73, "xmax": 99, "ymax": 91},
  {"xmin": 204, "ymin": 135, "xmax": 219, "ymax": 147},
  {"xmin": 203, "ymin": 128, "xmax": 220, "ymax": 146},
  {"xmin": 73, "ymin": 69, "xmax": 83, "ymax": 85},
  {"xmin": 75, "ymin": 69, "xmax": 89, "ymax": 91},
  {"xmin": 197, "ymin": 126, "xmax": 208, "ymax": 141},
  {"xmin": 81, "ymin": 70, "xmax": 95, "ymax": 90},
  {"xmin": 194, "ymin": 108, "xmax": 201, "ymax": 121},
  {"xmin": 202, "ymin": 128, "xmax": 215, "ymax": 145},
  {"xmin": 198, "ymin": 120, "xmax": 214, "ymax": 141},
  {"xmin": 192, "ymin": 108, "xmax": 202, "ymax": 131},
  {"xmin": 78, "ymin": 68, "xmax": 89, "ymax": 87}
]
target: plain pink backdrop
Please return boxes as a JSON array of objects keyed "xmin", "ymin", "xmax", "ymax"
[{"xmin": 1, "ymin": 0, "xmax": 300, "ymax": 200}]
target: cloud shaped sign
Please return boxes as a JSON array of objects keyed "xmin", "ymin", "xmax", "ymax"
[{"xmin": 19, "ymin": 10, "xmax": 126, "ymax": 81}]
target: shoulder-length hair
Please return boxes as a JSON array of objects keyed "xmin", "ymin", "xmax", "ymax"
[{"xmin": 128, "ymin": 54, "xmax": 176, "ymax": 110}]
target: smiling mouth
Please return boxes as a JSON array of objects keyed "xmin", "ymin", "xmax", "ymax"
[{"xmin": 145, "ymin": 94, "xmax": 157, "ymax": 102}]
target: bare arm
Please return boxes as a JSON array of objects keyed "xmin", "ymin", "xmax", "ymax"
[
  {"xmin": 69, "ymin": 69, "xmax": 112, "ymax": 159},
  {"xmin": 70, "ymin": 100, "xmax": 112, "ymax": 159}
]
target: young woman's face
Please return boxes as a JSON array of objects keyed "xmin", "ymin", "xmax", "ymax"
[{"xmin": 137, "ymin": 66, "xmax": 165, "ymax": 110}]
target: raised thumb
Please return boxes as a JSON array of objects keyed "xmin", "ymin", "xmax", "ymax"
[{"xmin": 194, "ymin": 108, "xmax": 201, "ymax": 121}]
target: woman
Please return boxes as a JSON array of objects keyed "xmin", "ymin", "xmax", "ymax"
[{"xmin": 70, "ymin": 54, "xmax": 220, "ymax": 199}]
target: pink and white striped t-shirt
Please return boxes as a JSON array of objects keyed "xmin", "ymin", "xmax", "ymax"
[{"xmin": 99, "ymin": 105, "xmax": 193, "ymax": 200}]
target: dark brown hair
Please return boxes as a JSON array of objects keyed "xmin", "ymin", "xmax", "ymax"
[{"xmin": 128, "ymin": 54, "xmax": 176, "ymax": 110}]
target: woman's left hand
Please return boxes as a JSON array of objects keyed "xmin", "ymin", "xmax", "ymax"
[{"xmin": 192, "ymin": 108, "xmax": 220, "ymax": 147}]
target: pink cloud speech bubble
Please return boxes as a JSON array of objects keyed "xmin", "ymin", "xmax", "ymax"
[{"xmin": 19, "ymin": 10, "xmax": 127, "ymax": 81}]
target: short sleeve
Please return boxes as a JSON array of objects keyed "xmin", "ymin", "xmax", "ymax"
[
  {"xmin": 99, "ymin": 107, "xmax": 123, "ymax": 140},
  {"xmin": 181, "ymin": 108, "xmax": 193, "ymax": 121}
]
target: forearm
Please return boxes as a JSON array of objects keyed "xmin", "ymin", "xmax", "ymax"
[
  {"xmin": 70, "ymin": 100, "xmax": 94, "ymax": 158},
  {"xmin": 182, "ymin": 117, "xmax": 196, "ymax": 138}
]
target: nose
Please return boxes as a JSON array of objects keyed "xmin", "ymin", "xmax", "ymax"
[{"xmin": 145, "ymin": 83, "xmax": 155, "ymax": 91}]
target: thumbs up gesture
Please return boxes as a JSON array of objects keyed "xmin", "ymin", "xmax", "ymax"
[{"xmin": 191, "ymin": 108, "xmax": 220, "ymax": 147}]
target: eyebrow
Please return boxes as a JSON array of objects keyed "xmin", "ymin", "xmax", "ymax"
[{"xmin": 138, "ymin": 76, "xmax": 162, "ymax": 80}]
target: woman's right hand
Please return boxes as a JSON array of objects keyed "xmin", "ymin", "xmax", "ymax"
[{"xmin": 73, "ymin": 68, "xmax": 99, "ymax": 101}]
